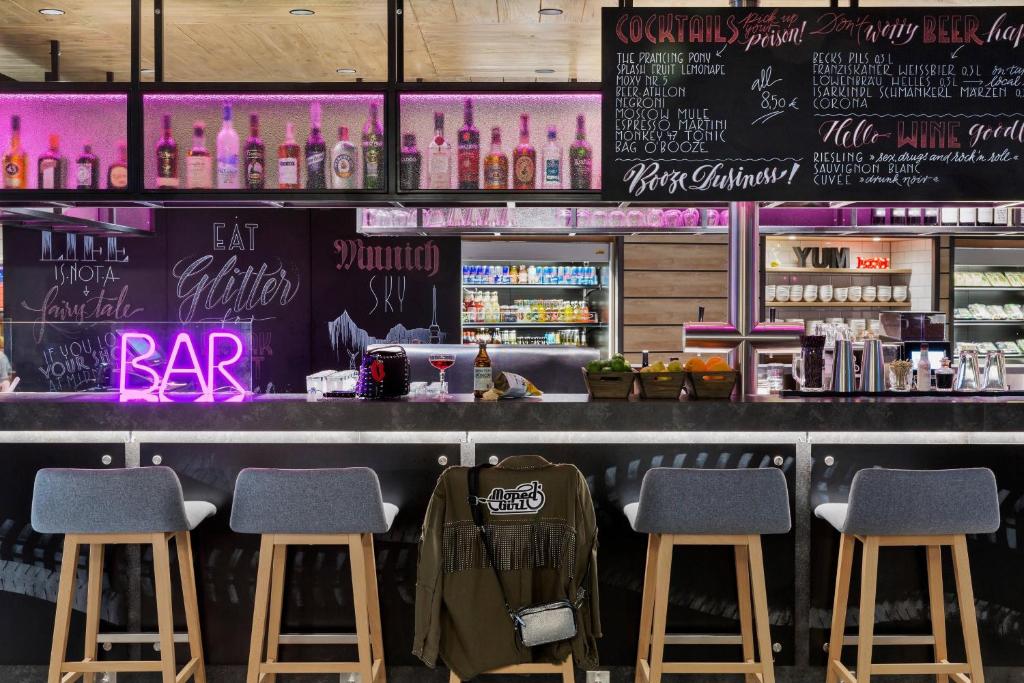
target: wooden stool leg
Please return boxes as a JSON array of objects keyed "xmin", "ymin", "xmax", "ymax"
[
  {"xmin": 361, "ymin": 533, "xmax": 386, "ymax": 683},
  {"xmin": 176, "ymin": 532, "xmax": 208, "ymax": 683},
  {"xmin": 448, "ymin": 673, "xmax": 460, "ymax": 683},
  {"xmin": 48, "ymin": 535, "xmax": 80, "ymax": 683},
  {"xmin": 82, "ymin": 543, "xmax": 104, "ymax": 683},
  {"xmin": 734, "ymin": 542, "xmax": 756, "ymax": 683},
  {"xmin": 747, "ymin": 535, "xmax": 776, "ymax": 683},
  {"xmin": 246, "ymin": 535, "xmax": 275, "ymax": 683},
  {"xmin": 348, "ymin": 534, "xmax": 375, "ymax": 683},
  {"xmin": 152, "ymin": 533, "xmax": 178, "ymax": 683},
  {"xmin": 648, "ymin": 534, "xmax": 674, "ymax": 683},
  {"xmin": 263, "ymin": 542, "xmax": 287, "ymax": 683},
  {"xmin": 926, "ymin": 545, "xmax": 948, "ymax": 683},
  {"xmin": 634, "ymin": 533, "xmax": 660, "ymax": 683},
  {"xmin": 560, "ymin": 654, "xmax": 575, "ymax": 683},
  {"xmin": 951, "ymin": 535, "xmax": 984, "ymax": 683},
  {"xmin": 826, "ymin": 534, "xmax": 856, "ymax": 683},
  {"xmin": 855, "ymin": 537, "xmax": 880, "ymax": 683}
]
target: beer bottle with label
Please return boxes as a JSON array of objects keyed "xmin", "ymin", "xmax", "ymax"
[{"xmin": 473, "ymin": 341, "xmax": 492, "ymax": 399}]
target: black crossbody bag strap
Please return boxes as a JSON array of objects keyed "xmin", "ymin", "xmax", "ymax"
[{"xmin": 468, "ymin": 464, "xmax": 517, "ymax": 621}]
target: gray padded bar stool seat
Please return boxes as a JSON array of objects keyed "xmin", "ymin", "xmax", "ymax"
[
  {"xmin": 627, "ymin": 467, "xmax": 791, "ymax": 683},
  {"xmin": 230, "ymin": 467, "xmax": 393, "ymax": 683},
  {"xmin": 230, "ymin": 467, "xmax": 397, "ymax": 534},
  {"xmin": 818, "ymin": 468, "xmax": 1000, "ymax": 683},
  {"xmin": 31, "ymin": 467, "xmax": 211, "ymax": 683}
]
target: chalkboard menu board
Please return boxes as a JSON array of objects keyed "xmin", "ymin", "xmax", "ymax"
[
  {"xmin": 602, "ymin": 7, "xmax": 1024, "ymax": 201},
  {"xmin": 309, "ymin": 210, "xmax": 461, "ymax": 372}
]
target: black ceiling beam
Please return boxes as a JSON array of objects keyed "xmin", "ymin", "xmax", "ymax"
[{"xmin": 43, "ymin": 40, "xmax": 60, "ymax": 81}]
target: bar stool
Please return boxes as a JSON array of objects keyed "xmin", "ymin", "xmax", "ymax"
[
  {"xmin": 625, "ymin": 467, "xmax": 791, "ymax": 683},
  {"xmin": 230, "ymin": 467, "xmax": 397, "ymax": 683},
  {"xmin": 31, "ymin": 466, "xmax": 215, "ymax": 683},
  {"xmin": 817, "ymin": 467, "xmax": 1000, "ymax": 683}
]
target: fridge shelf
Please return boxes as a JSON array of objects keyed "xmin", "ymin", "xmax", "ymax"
[
  {"xmin": 462, "ymin": 322, "xmax": 605, "ymax": 328},
  {"xmin": 461, "ymin": 283, "xmax": 600, "ymax": 290}
]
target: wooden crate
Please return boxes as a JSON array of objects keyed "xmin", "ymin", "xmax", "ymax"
[
  {"xmin": 637, "ymin": 371, "xmax": 686, "ymax": 400},
  {"xmin": 685, "ymin": 370, "xmax": 739, "ymax": 400},
  {"xmin": 582, "ymin": 369, "xmax": 636, "ymax": 400}
]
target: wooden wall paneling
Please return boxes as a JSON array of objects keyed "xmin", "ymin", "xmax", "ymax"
[
  {"xmin": 623, "ymin": 271, "xmax": 727, "ymax": 299},
  {"xmin": 623, "ymin": 299, "xmax": 728, "ymax": 326},
  {"xmin": 624, "ymin": 243, "xmax": 730, "ymax": 271}
]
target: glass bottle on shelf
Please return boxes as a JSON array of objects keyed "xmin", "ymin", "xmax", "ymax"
[
  {"xmin": 277, "ymin": 122, "xmax": 301, "ymax": 189},
  {"xmin": 483, "ymin": 127, "xmax": 508, "ymax": 190},
  {"xmin": 305, "ymin": 103, "xmax": 327, "ymax": 190},
  {"xmin": 107, "ymin": 142, "xmax": 129, "ymax": 190},
  {"xmin": 155, "ymin": 114, "xmax": 178, "ymax": 189},
  {"xmin": 185, "ymin": 121, "xmax": 212, "ymax": 189},
  {"xmin": 362, "ymin": 101, "xmax": 384, "ymax": 190},
  {"xmin": 3, "ymin": 114, "xmax": 27, "ymax": 189},
  {"xmin": 458, "ymin": 97, "xmax": 480, "ymax": 189},
  {"xmin": 330, "ymin": 126, "xmax": 356, "ymax": 190},
  {"xmin": 244, "ymin": 113, "xmax": 265, "ymax": 190},
  {"xmin": 541, "ymin": 125, "xmax": 562, "ymax": 189},
  {"xmin": 216, "ymin": 103, "xmax": 240, "ymax": 189},
  {"xmin": 75, "ymin": 144, "xmax": 100, "ymax": 190},
  {"xmin": 569, "ymin": 114, "xmax": 593, "ymax": 190},
  {"xmin": 428, "ymin": 111, "xmax": 451, "ymax": 189},
  {"xmin": 37, "ymin": 134, "xmax": 65, "ymax": 190},
  {"xmin": 399, "ymin": 132, "xmax": 422, "ymax": 191},
  {"xmin": 512, "ymin": 113, "xmax": 536, "ymax": 190}
]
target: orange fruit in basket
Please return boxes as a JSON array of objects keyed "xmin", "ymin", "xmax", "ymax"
[
  {"xmin": 684, "ymin": 357, "xmax": 706, "ymax": 372},
  {"xmin": 705, "ymin": 356, "xmax": 732, "ymax": 372}
]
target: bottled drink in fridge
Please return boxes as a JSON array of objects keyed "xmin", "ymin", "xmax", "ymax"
[
  {"xmin": 512, "ymin": 113, "xmax": 536, "ymax": 190},
  {"xmin": 457, "ymin": 98, "xmax": 480, "ymax": 189},
  {"xmin": 185, "ymin": 121, "xmax": 212, "ymax": 189},
  {"xmin": 277, "ymin": 121, "xmax": 301, "ymax": 189},
  {"xmin": 37, "ymin": 134, "xmax": 65, "ymax": 190},
  {"xmin": 362, "ymin": 101, "xmax": 384, "ymax": 189},
  {"xmin": 399, "ymin": 132, "xmax": 422, "ymax": 190},
  {"xmin": 155, "ymin": 114, "xmax": 179, "ymax": 189},
  {"xmin": 244, "ymin": 113, "xmax": 265, "ymax": 190},
  {"xmin": 330, "ymin": 126, "xmax": 356, "ymax": 189},
  {"xmin": 428, "ymin": 111, "xmax": 452, "ymax": 189},
  {"xmin": 305, "ymin": 103, "xmax": 327, "ymax": 189},
  {"xmin": 216, "ymin": 103, "xmax": 240, "ymax": 189},
  {"xmin": 569, "ymin": 114, "xmax": 592, "ymax": 190}
]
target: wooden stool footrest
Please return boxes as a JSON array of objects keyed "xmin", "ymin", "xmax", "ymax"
[
  {"xmin": 831, "ymin": 659, "xmax": 972, "ymax": 681},
  {"xmin": 261, "ymin": 661, "xmax": 364, "ymax": 674},
  {"xmin": 63, "ymin": 660, "xmax": 164, "ymax": 672},
  {"xmin": 841, "ymin": 634, "xmax": 936, "ymax": 646},
  {"xmin": 663, "ymin": 661, "xmax": 762, "ymax": 674}
]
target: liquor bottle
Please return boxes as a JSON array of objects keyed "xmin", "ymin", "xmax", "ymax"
[
  {"xmin": 244, "ymin": 113, "xmax": 265, "ymax": 190},
  {"xmin": 457, "ymin": 98, "xmax": 480, "ymax": 189},
  {"xmin": 107, "ymin": 142, "xmax": 129, "ymax": 189},
  {"xmin": 75, "ymin": 143, "xmax": 100, "ymax": 190},
  {"xmin": 399, "ymin": 133, "xmax": 421, "ymax": 190},
  {"xmin": 428, "ymin": 111, "xmax": 451, "ymax": 189},
  {"xmin": 473, "ymin": 341, "xmax": 492, "ymax": 398},
  {"xmin": 37, "ymin": 134, "xmax": 66, "ymax": 190},
  {"xmin": 185, "ymin": 121, "xmax": 212, "ymax": 189},
  {"xmin": 216, "ymin": 103, "xmax": 240, "ymax": 189},
  {"xmin": 155, "ymin": 113, "xmax": 179, "ymax": 189},
  {"xmin": 330, "ymin": 126, "xmax": 356, "ymax": 189},
  {"xmin": 569, "ymin": 114, "xmax": 593, "ymax": 190},
  {"xmin": 512, "ymin": 113, "xmax": 536, "ymax": 190},
  {"xmin": 362, "ymin": 101, "xmax": 384, "ymax": 190},
  {"xmin": 541, "ymin": 125, "xmax": 562, "ymax": 189},
  {"xmin": 483, "ymin": 127, "xmax": 508, "ymax": 190},
  {"xmin": 305, "ymin": 103, "xmax": 327, "ymax": 189},
  {"xmin": 3, "ymin": 115, "xmax": 27, "ymax": 189},
  {"xmin": 277, "ymin": 121, "xmax": 301, "ymax": 189}
]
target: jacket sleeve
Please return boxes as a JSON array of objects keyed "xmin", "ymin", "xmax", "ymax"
[
  {"xmin": 412, "ymin": 472, "xmax": 447, "ymax": 667},
  {"xmin": 571, "ymin": 469, "xmax": 602, "ymax": 668}
]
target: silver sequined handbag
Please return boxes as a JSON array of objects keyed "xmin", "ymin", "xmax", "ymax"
[{"xmin": 468, "ymin": 465, "xmax": 584, "ymax": 648}]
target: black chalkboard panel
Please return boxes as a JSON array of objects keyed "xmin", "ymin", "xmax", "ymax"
[
  {"xmin": 162, "ymin": 209, "xmax": 311, "ymax": 393},
  {"xmin": 602, "ymin": 7, "xmax": 1024, "ymax": 201},
  {"xmin": 3, "ymin": 227, "xmax": 167, "ymax": 391},
  {"xmin": 309, "ymin": 210, "xmax": 461, "ymax": 372}
]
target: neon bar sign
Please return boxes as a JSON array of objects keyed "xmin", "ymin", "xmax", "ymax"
[{"xmin": 118, "ymin": 331, "xmax": 248, "ymax": 402}]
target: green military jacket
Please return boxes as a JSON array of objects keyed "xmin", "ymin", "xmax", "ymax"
[{"xmin": 413, "ymin": 455, "xmax": 601, "ymax": 679}]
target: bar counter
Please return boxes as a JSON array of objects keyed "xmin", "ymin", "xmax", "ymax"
[{"xmin": 2, "ymin": 393, "xmax": 1024, "ymax": 681}]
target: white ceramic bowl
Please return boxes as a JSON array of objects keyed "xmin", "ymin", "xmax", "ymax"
[
  {"xmin": 790, "ymin": 285, "xmax": 804, "ymax": 302},
  {"xmin": 893, "ymin": 286, "xmax": 908, "ymax": 302},
  {"xmin": 863, "ymin": 286, "xmax": 877, "ymax": 302},
  {"xmin": 776, "ymin": 285, "xmax": 791, "ymax": 302},
  {"xmin": 765, "ymin": 285, "xmax": 777, "ymax": 302},
  {"xmin": 848, "ymin": 287, "xmax": 863, "ymax": 302},
  {"xmin": 835, "ymin": 288, "xmax": 849, "ymax": 302}
]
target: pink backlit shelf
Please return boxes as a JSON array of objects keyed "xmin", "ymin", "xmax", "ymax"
[
  {"xmin": 142, "ymin": 91, "xmax": 386, "ymax": 192},
  {"xmin": 0, "ymin": 91, "xmax": 128, "ymax": 192},
  {"xmin": 398, "ymin": 92, "xmax": 601, "ymax": 193}
]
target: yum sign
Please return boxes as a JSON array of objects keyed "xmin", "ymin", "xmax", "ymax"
[{"xmin": 118, "ymin": 330, "xmax": 249, "ymax": 402}]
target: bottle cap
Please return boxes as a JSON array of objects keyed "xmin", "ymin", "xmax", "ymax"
[
  {"xmin": 547, "ymin": 125, "xmax": 557, "ymax": 139},
  {"xmin": 434, "ymin": 111, "xmax": 444, "ymax": 127},
  {"xmin": 339, "ymin": 125, "xmax": 349, "ymax": 140},
  {"xmin": 48, "ymin": 133, "xmax": 59, "ymax": 148},
  {"xmin": 193, "ymin": 120, "xmax": 205, "ymax": 135},
  {"xmin": 402, "ymin": 133, "xmax": 416, "ymax": 147},
  {"xmin": 250, "ymin": 112, "xmax": 259, "ymax": 127},
  {"xmin": 223, "ymin": 103, "xmax": 232, "ymax": 120}
]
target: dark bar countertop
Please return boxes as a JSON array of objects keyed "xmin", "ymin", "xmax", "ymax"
[{"xmin": 0, "ymin": 393, "xmax": 1021, "ymax": 432}]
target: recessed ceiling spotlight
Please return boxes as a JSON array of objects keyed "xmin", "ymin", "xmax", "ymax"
[
  {"xmin": 535, "ymin": 68, "xmax": 556, "ymax": 74},
  {"xmin": 289, "ymin": 8, "xmax": 315, "ymax": 15},
  {"xmin": 38, "ymin": 8, "xmax": 65, "ymax": 15},
  {"xmin": 336, "ymin": 68, "xmax": 357, "ymax": 74},
  {"xmin": 538, "ymin": 7, "xmax": 563, "ymax": 16}
]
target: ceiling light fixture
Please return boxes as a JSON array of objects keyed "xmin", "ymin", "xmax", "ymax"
[
  {"xmin": 289, "ymin": 8, "xmax": 315, "ymax": 15},
  {"xmin": 38, "ymin": 8, "xmax": 65, "ymax": 15},
  {"xmin": 336, "ymin": 68, "xmax": 357, "ymax": 74},
  {"xmin": 538, "ymin": 7, "xmax": 563, "ymax": 16},
  {"xmin": 535, "ymin": 68, "xmax": 556, "ymax": 74}
]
